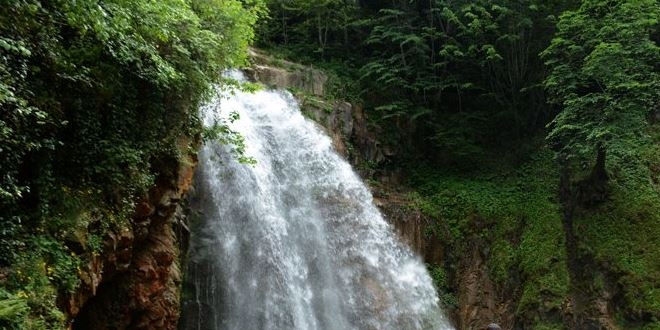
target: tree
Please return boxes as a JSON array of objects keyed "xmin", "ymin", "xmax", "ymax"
[
  {"xmin": 258, "ymin": 0, "xmax": 359, "ymax": 58},
  {"xmin": 358, "ymin": 0, "xmax": 574, "ymax": 162},
  {"xmin": 542, "ymin": 0, "xmax": 660, "ymax": 182}
]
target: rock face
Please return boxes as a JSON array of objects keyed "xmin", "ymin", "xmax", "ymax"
[
  {"xmin": 245, "ymin": 49, "xmax": 328, "ymax": 96},
  {"xmin": 456, "ymin": 246, "xmax": 512, "ymax": 330},
  {"xmin": 69, "ymin": 140, "xmax": 197, "ymax": 330},
  {"xmin": 245, "ymin": 49, "xmax": 389, "ymax": 180},
  {"xmin": 372, "ymin": 190, "xmax": 444, "ymax": 264},
  {"xmin": 373, "ymin": 189, "xmax": 510, "ymax": 329}
]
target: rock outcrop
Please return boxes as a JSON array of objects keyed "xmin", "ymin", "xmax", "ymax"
[
  {"xmin": 69, "ymin": 138, "xmax": 197, "ymax": 330},
  {"xmin": 456, "ymin": 245, "xmax": 512, "ymax": 330},
  {"xmin": 371, "ymin": 189, "xmax": 443, "ymax": 263},
  {"xmin": 245, "ymin": 49, "xmax": 328, "ymax": 96},
  {"xmin": 245, "ymin": 49, "xmax": 391, "ymax": 180}
]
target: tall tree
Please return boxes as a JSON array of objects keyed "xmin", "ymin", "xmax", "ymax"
[
  {"xmin": 258, "ymin": 0, "xmax": 359, "ymax": 58},
  {"xmin": 0, "ymin": 0, "xmax": 265, "ymax": 327},
  {"xmin": 542, "ymin": 0, "xmax": 660, "ymax": 182}
]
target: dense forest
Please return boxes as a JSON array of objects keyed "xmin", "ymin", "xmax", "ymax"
[
  {"xmin": 1, "ymin": 0, "xmax": 659, "ymax": 329},
  {"xmin": 255, "ymin": 0, "xmax": 660, "ymax": 329}
]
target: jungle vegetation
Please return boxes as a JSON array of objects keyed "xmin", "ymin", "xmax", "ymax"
[
  {"xmin": 0, "ymin": 0, "xmax": 264, "ymax": 328},
  {"xmin": 258, "ymin": 0, "xmax": 660, "ymax": 328}
]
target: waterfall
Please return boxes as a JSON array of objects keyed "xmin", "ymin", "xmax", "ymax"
[{"xmin": 180, "ymin": 71, "xmax": 454, "ymax": 330}]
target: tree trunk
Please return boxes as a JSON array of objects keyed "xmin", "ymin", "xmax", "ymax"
[{"xmin": 591, "ymin": 144, "xmax": 608, "ymax": 184}]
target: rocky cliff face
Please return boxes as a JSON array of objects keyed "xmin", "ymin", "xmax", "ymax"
[
  {"xmin": 68, "ymin": 139, "xmax": 197, "ymax": 330},
  {"xmin": 245, "ymin": 49, "xmax": 393, "ymax": 180},
  {"xmin": 246, "ymin": 49, "xmax": 328, "ymax": 97},
  {"xmin": 374, "ymin": 190, "xmax": 516, "ymax": 330}
]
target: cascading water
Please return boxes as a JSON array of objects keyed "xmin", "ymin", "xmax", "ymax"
[{"xmin": 180, "ymin": 71, "xmax": 454, "ymax": 330}]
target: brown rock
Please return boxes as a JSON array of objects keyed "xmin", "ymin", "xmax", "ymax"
[
  {"xmin": 66, "ymin": 151, "xmax": 197, "ymax": 330},
  {"xmin": 135, "ymin": 202, "xmax": 155, "ymax": 219},
  {"xmin": 456, "ymin": 246, "xmax": 512, "ymax": 330}
]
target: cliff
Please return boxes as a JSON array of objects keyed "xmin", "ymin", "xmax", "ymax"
[
  {"xmin": 68, "ymin": 139, "xmax": 197, "ymax": 330},
  {"xmin": 244, "ymin": 49, "xmax": 391, "ymax": 178}
]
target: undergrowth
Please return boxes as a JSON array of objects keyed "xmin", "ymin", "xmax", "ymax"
[
  {"xmin": 406, "ymin": 131, "xmax": 660, "ymax": 328},
  {"xmin": 408, "ymin": 147, "xmax": 569, "ymax": 327}
]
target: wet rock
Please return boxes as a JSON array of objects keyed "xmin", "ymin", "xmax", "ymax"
[
  {"xmin": 371, "ymin": 187, "xmax": 445, "ymax": 264},
  {"xmin": 68, "ymin": 148, "xmax": 197, "ymax": 330},
  {"xmin": 456, "ymin": 246, "xmax": 512, "ymax": 330}
]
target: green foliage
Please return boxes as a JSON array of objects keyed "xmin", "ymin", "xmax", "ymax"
[
  {"xmin": 641, "ymin": 323, "xmax": 660, "ymax": 330},
  {"xmin": 428, "ymin": 264, "xmax": 458, "ymax": 309},
  {"xmin": 409, "ymin": 148, "xmax": 569, "ymax": 323},
  {"xmin": 1, "ymin": 0, "xmax": 265, "ymax": 327},
  {"xmin": 201, "ymin": 79, "xmax": 263, "ymax": 165},
  {"xmin": 2, "ymin": 239, "xmax": 72, "ymax": 330},
  {"xmin": 531, "ymin": 324, "xmax": 565, "ymax": 330},
  {"xmin": 258, "ymin": 0, "xmax": 660, "ymax": 327},
  {"xmin": 0, "ymin": 288, "xmax": 30, "ymax": 330},
  {"xmin": 257, "ymin": 0, "xmax": 359, "ymax": 58},
  {"xmin": 358, "ymin": 0, "xmax": 575, "ymax": 148},
  {"xmin": 542, "ymin": 0, "xmax": 660, "ymax": 175},
  {"xmin": 203, "ymin": 110, "xmax": 256, "ymax": 165},
  {"xmin": 572, "ymin": 129, "xmax": 660, "ymax": 320},
  {"xmin": 577, "ymin": 192, "xmax": 660, "ymax": 319},
  {"xmin": 540, "ymin": 3, "xmax": 660, "ymax": 323},
  {"xmin": 258, "ymin": 0, "xmax": 576, "ymax": 162}
]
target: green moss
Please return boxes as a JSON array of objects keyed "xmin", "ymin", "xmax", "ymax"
[
  {"xmin": 577, "ymin": 186, "xmax": 660, "ymax": 319},
  {"xmin": 409, "ymin": 147, "xmax": 569, "ymax": 323},
  {"xmin": 428, "ymin": 264, "xmax": 458, "ymax": 309},
  {"xmin": 567, "ymin": 126, "xmax": 660, "ymax": 323}
]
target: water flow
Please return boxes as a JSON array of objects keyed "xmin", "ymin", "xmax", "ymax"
[{"xmin": 180, "ymin": 71, "xmax": 454, "ymax": 330}]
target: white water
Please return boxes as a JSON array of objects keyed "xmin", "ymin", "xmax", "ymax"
[{"xmin": 180, "ymin": 71, "xmax": 454, "ymax": 330}]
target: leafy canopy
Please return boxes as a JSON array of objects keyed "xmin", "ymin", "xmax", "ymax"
[
  {"xmin": 0, "ymin": 0, "xmax": 265, "ymax": 328},
  {"xmin": 542, "ymin": 0, "xmax": 660, "ymax": 175}
]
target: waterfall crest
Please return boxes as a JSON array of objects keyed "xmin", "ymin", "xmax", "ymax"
[{"xmin": 180, "ymin": 71, "xmax": 454, "ymax": 330}]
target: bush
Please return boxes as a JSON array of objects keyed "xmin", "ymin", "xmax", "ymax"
[{"xmin": 0, "ymin": 0, "xmax": 265, "ymax": 327}]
